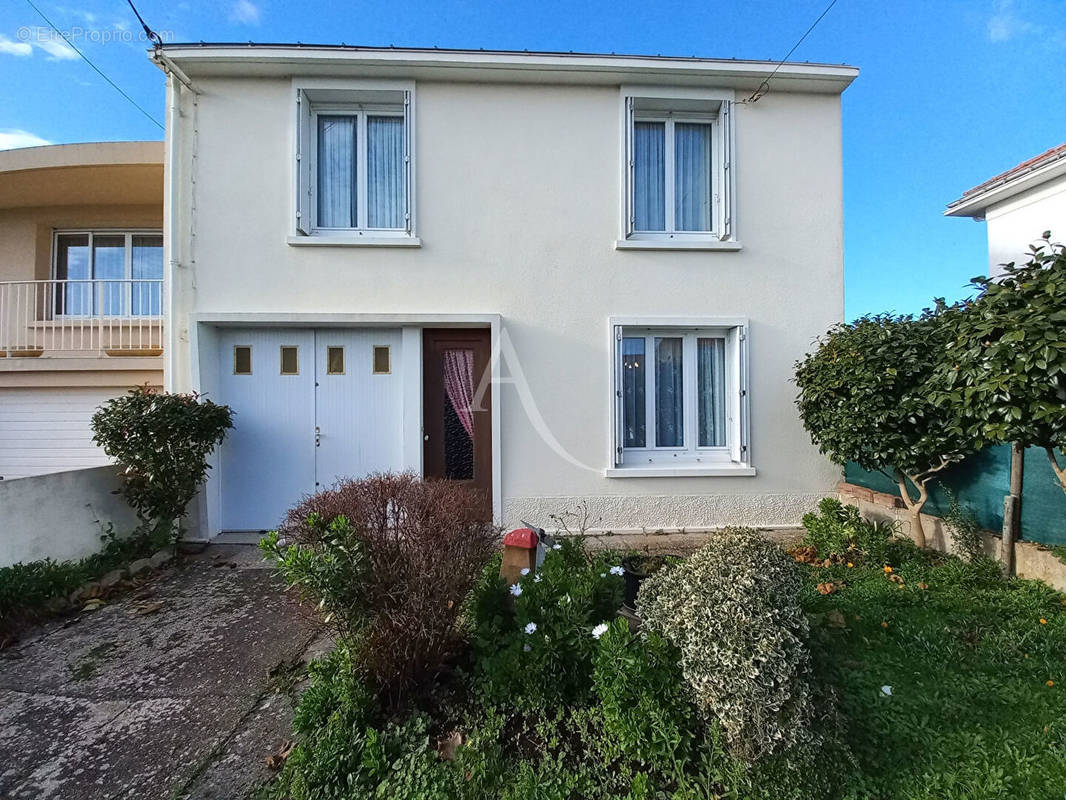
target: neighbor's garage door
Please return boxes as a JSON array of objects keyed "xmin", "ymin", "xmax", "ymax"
[{"xmin": 0, "ymin": 387, "xmax": 120, "ymax": 480}]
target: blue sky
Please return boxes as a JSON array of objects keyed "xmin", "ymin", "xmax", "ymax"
[{"xmin": 1, "ymin": 0, "xmax": 1063, "ymax": 319}]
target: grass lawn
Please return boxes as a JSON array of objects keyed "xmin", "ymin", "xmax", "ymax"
[{"xmin": 803, "ymin": 556, "xmax": 1066, "ymax": 799}]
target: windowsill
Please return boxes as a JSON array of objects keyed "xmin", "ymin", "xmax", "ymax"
[
  {"xmin": 615, "ymin": 238, "xmax": 742, "ymax": 251},
  {"xmin": 605, "ymin": 464, "xmax": 756, "ymax": 478},
  {"xmin": 286, "ymin": 235, "xmax": 422, "ymax": 248}
]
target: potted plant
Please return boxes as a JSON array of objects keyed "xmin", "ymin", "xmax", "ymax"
[{"xmin": 621, "ymin": 551, "xmax": 680, "ymax": 611}]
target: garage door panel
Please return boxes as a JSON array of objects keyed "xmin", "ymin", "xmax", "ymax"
[
  {"xmin": 0, "ymin": 387, "xmax": 121, "ymax": 480},
  {"xmin": 218, "ymin": 329, "xmax": 316, "ymax": 532}
]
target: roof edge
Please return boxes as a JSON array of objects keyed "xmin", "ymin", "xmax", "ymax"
[
  {"xmin": 946, "ymin": 144, "xmax": 1066, "ymax": 218},
  {"xmin": 0, "ymin": 141, "xmax": 164, "ymax": 174},
  {"xmin": 154, "ymin": 43, "xmax": 858, "ymax": 88}
]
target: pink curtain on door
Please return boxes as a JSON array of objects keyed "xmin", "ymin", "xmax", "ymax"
[{"xmin": 443, "ymin": 349, "xmax": 475, "ymax": 439}]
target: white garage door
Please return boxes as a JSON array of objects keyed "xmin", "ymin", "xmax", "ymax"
[
  {"xmin": 0, "ymin": 387, "xmax": 121, "ymax": 481},
  {"xmin": 217, "ymin": 328, "xmax": 404, "ymax": 532}
]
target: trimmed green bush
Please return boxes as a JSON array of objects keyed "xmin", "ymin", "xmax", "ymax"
[{"xmin": 637, "ymin": 528, "xmax": 816, "ymax": 762}]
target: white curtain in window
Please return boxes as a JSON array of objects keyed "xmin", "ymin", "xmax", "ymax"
[
  {"xmin": 655, "ymin": 337, "xmax": 684, "ymax": 447},
  {"xmin": 93, "ymin": 234, "xmax": 125, "ymax": 316},
  {"xmin": 622, "ymin": 337, "xmax": 646, "ymax": 448},
  {"xmin": 697, "ymin": 337, "xmax": 726, "ymax": 447},
  {"xmin": 633, "ymin": 122, "xmax": 665, "ymax": 231},
  {"xmin": 317, "ymin": 116, "xmax": 357, "ymax": 228},
  {"xmin": 367, "ymin": 116, "xmax": 405, "ymax": 229},
  {"xmin": 675, "ymin": 123, "xmax": 712, "ymax": 232},
  {"xmin": 131, "ymin": 235, "xmax": 163, "ymax": 316}
]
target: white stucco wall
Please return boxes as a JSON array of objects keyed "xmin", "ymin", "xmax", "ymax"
[
  {"xmin": 0, "ymin": 465, "xmax": 140, "ymax": 566},
  {"xmin": 166, "ymin": 72, "xmax": 847, "ymax": 532},
  {"xmin": 986, "ymin": 172, "xmax": 1066, "ymax": 277}
]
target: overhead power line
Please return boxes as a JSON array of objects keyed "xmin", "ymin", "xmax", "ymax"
[
  {"xmin": 23, "ymin": 0, "xmax": 164, "ymax": 131},
  {"xmin": 745, "ymin": 0, "xmax": 842, "ymax": 103}
]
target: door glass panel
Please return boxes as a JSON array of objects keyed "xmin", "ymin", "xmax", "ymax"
[
  {"xmin": 442, "ymin": 348, "xmax": 474, "ymax": 480},
  {"xmin": 327, "ymin": 346, "xmax": 344, "ymax": 374},
  {"xmin": 697, "ymin": 337, "xmax": 726, "ymax": 447},
  {"xmin": 131, "ymin": 234, "xmax": 163, "ymax": 315},
  {"xmin": 622, "ymin": 337, "xmax": 646, "ymax": 448},
  {"xmin": 234, "ymin": 346, "xmax": 252, "ymax": 375},
  {"xmin": 55, "ymin": 234, "xmax": 90, "ymax": 315},
  {"xmin": 280, "ymin": 346, "xmax": 299, "ymax": 375},
  {"xmin": 93, "ymin": 234, "xmax": 125, "ymax": 315},
  {"xmin": 655, "ymin": 337, "xmax": 684, "ymax": 447},
  {"xmin": 373, "ymin": 345, "xmax": 391, "ymax": 374}
]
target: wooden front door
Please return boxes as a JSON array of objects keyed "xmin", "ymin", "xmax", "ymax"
[{"xmin": 422, "ymin": 328, "xmax": 492, "ymax": 519}]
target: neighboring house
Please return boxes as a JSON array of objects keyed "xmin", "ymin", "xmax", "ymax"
[
  {"xmin": 0, "ymin": 142, "xmax": 164, "ymax": 480},
  {"xmin": 153, "ymin": 44, "xmax": 857, "ymax": 537},
  {"xmin": 946, "ymin": 142, "xmax": 1066, "ymax": 276}
]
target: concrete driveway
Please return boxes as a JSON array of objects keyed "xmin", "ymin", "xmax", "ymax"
[{"xmin": 0, "ymin": 544, "xmax": 322, "ymax": 800}]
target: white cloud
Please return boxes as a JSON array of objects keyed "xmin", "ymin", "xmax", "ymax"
[
  {"xmin": 988, "ymin": 0, "xmax": 1039, "ymax": 42},
  {"xmin": 0, "ymin": 129, "xmax": 52, "ymax": 150},
  {"xmin": 0, "ymin": 34, "xmax": 32, "ymax": 56},
  {"xmin": 229, "ymin": 0, "xmax": 261, "ymax": 24},
  {"xmin": 34, "ymin": 36, "xmax": 79, "ymax": 61}
]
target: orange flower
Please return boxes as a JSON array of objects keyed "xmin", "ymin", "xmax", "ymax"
[
  {"xmin": 1041, "ymin": 618, "xmax": 1048, "ymax": 625},
  {"xmin": 881, "ymin": 621, "xmax": 888, "ymax": 628},
  {"xmin": 1048, "ymin": 680, "xmax": 1055, "ymax": 688},
  {"xmin": 846, "ymin": 562, "xmax": 854, "ymax": 568},
  {"xmin": 883, "ymin": 566, "xmax": 893, "ymax": 574}
]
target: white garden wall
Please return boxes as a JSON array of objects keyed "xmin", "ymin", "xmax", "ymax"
[{"xmin": 0, "ymin": 466, "xmax": 140, "ymax": 567}]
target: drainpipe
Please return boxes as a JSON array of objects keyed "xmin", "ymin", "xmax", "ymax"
[{"xmin": 162, "ymin": 72, "xmax": 181, "ymax": 392}]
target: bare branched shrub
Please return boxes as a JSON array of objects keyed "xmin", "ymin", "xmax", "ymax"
[{"xmin": 265, "ymin": 473, "xmax": 500, "ymax": 707}]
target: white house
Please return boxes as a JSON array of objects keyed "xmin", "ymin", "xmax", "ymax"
[
  {"xmin": 152, "ymin": 44, "xmax": 857, "ymax": 538},
  {"xmin": 946, "ymin": 142, "xmax": 1066, "ymax": 276}
]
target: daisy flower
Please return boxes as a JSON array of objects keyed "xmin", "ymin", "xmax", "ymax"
[
  {"xmin": 524, "ymin": 622, "xmax": 537, "ymax": 634},
  {"xmin": 609, "ymin": 565, "xmax": 624, "ymax": 576},
  {"xmin": 509, "ymin": 583, "xmax": 522, "ymax": 597},
  {"xmin": 591, "ymin": 623, "xmax": 609, "ymax": 639}
]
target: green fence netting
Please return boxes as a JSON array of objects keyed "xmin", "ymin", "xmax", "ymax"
[{"xmin": 845, "ymin": 445, "xmax": 1066, "ymax": 546}]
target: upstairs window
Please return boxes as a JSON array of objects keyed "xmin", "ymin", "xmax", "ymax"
[
  {"xmin": 622, "ymin": 90, "xmax": 734, "ymax": 244},
  {"xmin": 295, "ymin": 84, "xmax": 414, "ymax": 239},
  {"xmin": 53, "ymin": 230, "xmax": 163, "ymax": 317}
]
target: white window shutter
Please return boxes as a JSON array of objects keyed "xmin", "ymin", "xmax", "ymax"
[
  {"xmin": 721, "ymin": 101, "xmax": 733, "ymax": 240},
  {"xmin": 727, "ymin": 325, "xmax": 748, "ymax": 464},
  {"xmin": 613, "ymin": 325, "xmax": 625, "ymax": 467},
  {"xmin": 624, "ymin": 97, "xmax": 635, "ymax": 239},
  {"xmin": 295, "ymin": 90, "xmax": 312, "ymax": 235},
  {"xmin": 403, "ymin": 90, "xmax": 412, "ymax": 234}
]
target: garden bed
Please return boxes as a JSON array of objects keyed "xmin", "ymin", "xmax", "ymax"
[{"xmin": 260, "ymin": 484, "xmax": 1066, "ymax": 800}]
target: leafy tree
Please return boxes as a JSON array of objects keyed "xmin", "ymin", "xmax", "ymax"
[
  {"xmin": 937, "ymin": 234, "xmax": 1066, "ymax": 493},
  {"xmin": 794, "ymin": 311, "xmax": 973, "ymax": 547},
  {"xmin": 91, "ymin": 386, "xmax": 233, "ymax": 532}
]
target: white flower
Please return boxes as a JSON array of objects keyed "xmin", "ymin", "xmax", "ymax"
[
  {"xmin": 552, "ymin": 543, "xmax": 562, "ymax": 550},
  {"xmin": 523, "ymin": 644, "xmax": 531, "ymax": 652},
  {"xmin": 524, "ymin": 622, "xmax": 538, "ymax": 634},
  {"xmin": 591, "ymin": 623, "xmax": 609, "ymax": 639},
  {"xmin": 520, "ymin": 567, "xmax": 530, "ymax": 576},
  {"xmin": 534, "ymin": 574, "xmax": 542, "ymax": 583},
  {"xmin": 509, "ymin": 583, "xmax": 522, "ymax": 597},
  {"xmin": 600, "ymin": 573, "xmax": 606, "ymax": 578},
  {"xmin": 880, "ymin": 685, "xmax": 893, "ymax": 696},
  {"xmin": 609, "ymin": 565, "xmax": 624, "ymax": 576}
]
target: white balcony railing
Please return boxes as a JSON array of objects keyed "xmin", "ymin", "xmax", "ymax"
[{"xmin": 0, "ymin": 279, "xmax": 164, "ymax": 356}]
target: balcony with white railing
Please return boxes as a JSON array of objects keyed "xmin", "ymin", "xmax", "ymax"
[{"xmin": 0, "ymin": 279, "xmax": 164, "ymax": 358}]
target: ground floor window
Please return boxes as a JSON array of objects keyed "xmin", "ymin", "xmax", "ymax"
[{"xmin": 612, "ymin": 320, "xmax": 748, "ymax": 470}]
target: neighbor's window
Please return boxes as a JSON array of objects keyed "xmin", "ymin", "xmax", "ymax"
[
  {"xmin": 614, "ymin": 324, "xmax": 747, "ymax": 468},
  {"xmin": 53, "ymin": 230, "xmax": 163, "ymax": 316},
  {"xmin": 623, "ymin": 93, "xmax": 733, "ymax": 242},
  {"xmin": 296, "ymin": 85, "xmax": 413, "ymax": 237}
]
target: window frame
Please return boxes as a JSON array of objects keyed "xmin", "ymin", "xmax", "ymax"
[
  {"xmin": 619, "ymin": 87, "xmax": 736, "ymax": 247},
  {"xmin": 607, "ymin": 316, "xmax": 752, "ymax": 477},
  {"xmin": 51, "ymin": 228, "xmax": 164, "ymax": 318},
  {"xmin": 293, "ymin": 79, "xmax": 416, "ymax": 244}
]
